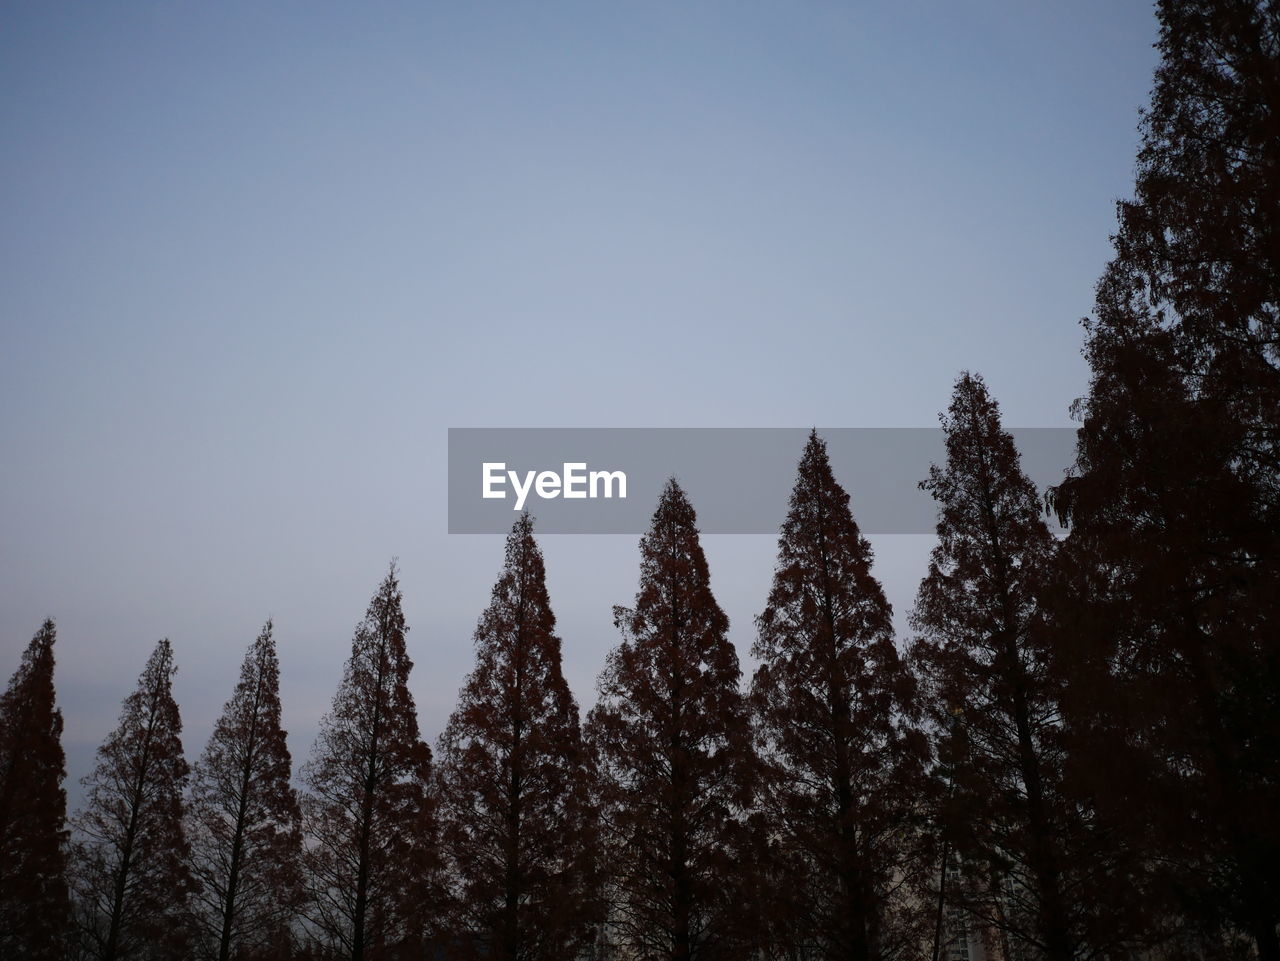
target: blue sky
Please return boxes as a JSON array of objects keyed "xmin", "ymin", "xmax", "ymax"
[{"xmin": 1, "ymin": 0, "xmax": 1159, "ymax": 803}]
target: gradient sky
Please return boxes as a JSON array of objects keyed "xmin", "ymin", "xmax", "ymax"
[{"xmin": 1, "ymin": 0, "xmax": 1160, "ymax": 806}]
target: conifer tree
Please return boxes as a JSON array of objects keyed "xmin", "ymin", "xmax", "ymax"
[
  {"xmin": 0, "ymin": 619, "xmax": 70, "ymax": 958},
  {"xmin": 911, "ymin": 376, "xmax": 1080, "ymax": 961},
  {"xmin": 301, "ymin": 563, "xmax": 439, "ymax": 960},
  {"xmin": 1106, "ymin": 0, "xmax": 1280, "ymax": 497},
  {"xmin": 1046, "ymin": 2, "xmax": 1280, "ymax": 956},
  {"xmin": 70, "ymin": 638, "xmax": 191, "ymax": 961},
  {"xmin": 186, "ymin": 620, "xmax": 303, "ymax": 961},
  {"xmin": 585, "ymin": 479, "xmax": 755, "ymax": 961},
  {"xmin": 751, "ymin": 431, "xmax": 929, "ymax": 961},
  {"xmin": 910, "ymin": 374, "xmax": 1131, "ymax": 961},
  {"xmin": 1050, "ymin": 201, "xmax": 1279, "ymax": 961},
  {"xmin": 1045, "ymin": 300, "xmax": 1252, "ymax": 961},
  {"xmin": 436, "ymin": 514, "xmax": 598, "ymax": 961}
]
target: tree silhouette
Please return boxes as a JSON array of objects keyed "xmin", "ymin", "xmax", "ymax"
[
  {"xmin": 186, "ymin": 620, "xmax": 303, "ymax": 961},
  {"xmin": 750, "ymin": 431, "xmax": 929, "ymax": 961},
  {"xmin": 436, "ymin": 514, "xmax": 599, "ymax": 961},
  {"xmin": 1108, "ymin": 0, "xmax": 1280, "ymax": 503},
  {"xmin": 1046, "ymin": 1, "xmax": 1280, "ymax": 957},
  {"xmin": 301, "ymin": 563, "xmax": 439, "ymax": 960},
  {"xmin": 0, "ymin": 619, "xmax": 70, "ymax": 958},
  {"xmin": 1050, "ymin": 261, "xmax": 1279, "ymax": 960},
  {"xmin": 585, "ymin": 479, "xmax": 755, "ymax": 961},
  {"xmin": 910, "ymin": 374, "xmax": 1142, "ymax": 961},
  {"xmin": 69, "ymin": 638, "xmax": 191, "ymax": 961}
]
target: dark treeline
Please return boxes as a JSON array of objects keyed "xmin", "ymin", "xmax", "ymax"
[{"xmin": 1, "ymin": 0, "xmax": 1277, "ymax": 958}]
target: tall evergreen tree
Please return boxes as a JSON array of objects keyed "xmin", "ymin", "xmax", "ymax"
[
  {"xmin": 70, "ymin": 638, "xmax": 191, "ymax": 961},
  {"xmin": 301, "ymin": 563, "xmax": 439, "ymax": 961},
  {"xmin": 1047, "ymin": 2, "xmax": 1280, "ymax": 957},
  {"xmin": 1107, "ymin": 0, "xmax": 1280, "ymax": 498},
  {"xmin": 187, "ymin": 620, "xmax": 303, "ymax": 961},
  {"xmin": 585, "ymin": 479, "xmax": 755, "ymax": 961},
  {"xmin": 750, "ymin": 431, "xmax": 929, "ymax": 961},
  {"xmin": 436, "ymin": 514, "xmax": 599, "ymax": 961},
  {"xmin": 0, "ymin": 619, "xmax": 70, "ymax": 958},
  {"xmin": 911, "ymin": 375, "xmax": 1136, "ymax": 961},
  {"xmin": 1046, "ymin": 300, "xmax": 1257, "ymax": 961}
]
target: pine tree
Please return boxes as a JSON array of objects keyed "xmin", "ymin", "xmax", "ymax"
[
  {"xmin": 70, "ymin": 638, "xmax": 191, "ymax": 961},
  {"xmin": 585, "ymin": 479, "xmax": 755, "ymax": 961},
  {"xmin": 1051, "ymin": 226, "xmax": 1279, "ymax": 961},
  {"xmin": 0, "ymin": 619, "xmax": 70, "ymax": 957},
  {"xmin": 910, "ymin": 374, "xmax": 1114, "ymax": 961},
  {"xmin": 916, "ymin": 376, "xmax": 1075, "ymax": 961},
  {"xmin": 1045, "ymin": 302, "xmax": 1249, "ymax": 961},
  {"xmin": 301, "ymin": 563, "xmax": 439, "ymax": 961},
  {"xmin": 751, "ymin": 431, "xmax": 929, "ymax": 961},
  {"xmin": 436, "ymin": 514, "xmax": 599, "ymax": 961},
  {"xmin": 1107, "ymin": 0, "xmax": 1280, "ymax": 499},
  {"xmin": 1045, "ymin": 2, "xmax": 1280, "ymax": 956},
  {"xmin": 186, "ymin": 620, "xmax": 303, "ymax": 961}
]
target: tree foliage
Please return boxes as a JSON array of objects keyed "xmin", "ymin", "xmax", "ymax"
[
  {"xmin": 911, "ymin": 375, "xmax": 1141, "ymax": 961},
  {"xmin": 301, "ymin": 563, "xmax": 439, "ymax": 961},
  {"xmin": 751, "ymin": 431, "xmax": 929, "ymax": 961},
  {"xmin": 187, "ymin": 620, "xmax": 303, "ymax": 961},
  {"xmin": 70, "ymin": 638, "xmax": 192, "ymax": 961},
  {"xmin": 1047, "ymin": 2, "xmax": 1280, "ymax": 958},
  {"xmin": 586, "ymin": 479, "xmax": 755, "ymax": 961},
  {"xmin": 1109, "ymin": 0, "xmax": 1280, "ymax": 496},
  {"xmin": 436, "ymin": 514, "xmax": 599, "ymax": 961},
  {"xmin": 0, "ymin": 618, "xmax": 70, "ymax": 958}
]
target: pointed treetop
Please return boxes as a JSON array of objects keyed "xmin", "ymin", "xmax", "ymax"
[
  {"xmin": 489, "ymin": 512, "xmax": 552, "ymax": 626},
  {"xmin": 760, "ymin": 429, "xmax": 892, "ymax": 641},
  {"xmin": 923, "ymin": 372, "xmax": 1050, "ymax": 552},
  {"xmin": 187, "ymin": 617, "xmax": 301, "ymax": 961},
  {"xmin": 70, "ymin": 636, "xmax": 190, "ymax": 958},
  {"xmin": 623, "ymin": 476, "xmax": 730, "ymax": 651},
  {"xmin": 437, "ymin": 510, "xmax": 597, "ymax": 960},
  {"xmin": 362, "ymin": 558, "xmax": 407, "ymax": 640},
  {"xmin": 0, "ymin": 618, "xmax": 70, "ymax": 960}
]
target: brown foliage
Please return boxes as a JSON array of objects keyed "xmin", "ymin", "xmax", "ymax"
[
  {"xmin": 586, "ymin": 479, "xmax": 755, "ymax": 961},
  {"xmin": 301, "ymin": 563, "xmax": 440, "ymax": 961},
  {"xmin": 70, "ymin": 638, "xmax": 192, "ymax": 961},
  {"xmin": 1112, "ymin": 0, "xmax": 1280, "ymax": 499},
  {"xmin": 752, "ymin": 431, "xmax": 930, "ymax": 961},
  {"xmin": 1046, "ymin": 2, "xmax": 1280, "ymax": 957},
  {"xmin": 187, "ymin": 620, "xmax": 303, "ymax": 961},
  {"xmin": 436, "ymin": 514, "xmax": 599, "ymax": 961},
  {"xmin": 1050, "ymin": 268, "xmax": 1279, "ymax": 961},
  {"xmin": 0, "ymin": 618, "xmax": 70, "ymax": 958},
  {"xmin": 911, "ymin": 375, "xmax": 1138, "ymax": 961}
]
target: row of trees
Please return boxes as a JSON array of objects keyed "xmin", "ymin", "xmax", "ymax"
[
  {"xmin": 1, "ymin": 0, "xmax": 1276, "ymax": 957},
  {"xmin": 0, "ymin": 402, "xmax": 971, "ymax": 961},
  {"xmin": 2, "ymin": 363, "xmax": 1274, "ymax": 961}
]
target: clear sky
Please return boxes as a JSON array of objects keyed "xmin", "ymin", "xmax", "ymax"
[{"xmin": 1, "ymin": 0, "xmax": 1160, "ymax": 805}]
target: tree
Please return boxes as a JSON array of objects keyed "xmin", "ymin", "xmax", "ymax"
[
  {"xmin": 1046, "ymin": 269, "xmax": 1271, "ymax": 955},
  {"xmin": 1046, "ymin": 2, "xmax": 1280, "ymax": 956},
  {"xmin": 301, "ymin": 563, "xmax": 439, "ymax": 961},
  {"xmin": 1107, "ymin": 0, "xmax": 1280, "ymax": 504},
  {"xmin": 1050, "ymin": 246, "xmax": 1279, "ymax": 959},
  {"xmin": 751, "ymin": 431, "xmax": 930, "ymax": 961},
  {"xmin": 910, "ymin": 374, "xmax": 1140, "ymax": 961},
  {"xmin": 186, "ymin": 620, "xmax": 303, "ymax": 961},
  {"xmin": 585, "ymin": 479, "xmax": 755, "ymax": 961},
  {"xmin": 70, "ymin": 638, "xmax": 192, "ymax": 961},
  {"xmin": 436, "ymin": 514, "xmax": 599, "ymax": 961},
  {"xmin": 0, "ymin": 618, "xmax": 70, "ymax": 958}
]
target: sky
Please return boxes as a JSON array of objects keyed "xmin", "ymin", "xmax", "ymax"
[{"xmin": 0, "ymin": 0, "xmax": 1161, "ymax": 807}]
